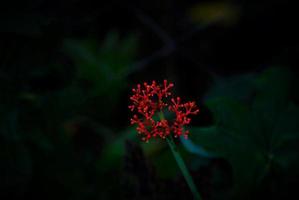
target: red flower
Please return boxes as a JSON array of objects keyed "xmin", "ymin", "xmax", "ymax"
[{"xmin": 129, "ymin": 80, "xmax": 199, "ymax": 142}]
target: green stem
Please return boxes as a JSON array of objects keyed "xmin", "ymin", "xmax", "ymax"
[
  {"xmin": 166, "ymin": 137, "xmax": 202, "ymax": 200},
  {"xmin": 159, "ymin": 111, "xmax": 202, "ymax": 200}
]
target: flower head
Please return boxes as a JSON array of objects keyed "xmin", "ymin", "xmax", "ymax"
[{"xmin": 129, "ymin": 80, "xmax": 199, "ymax": 142}]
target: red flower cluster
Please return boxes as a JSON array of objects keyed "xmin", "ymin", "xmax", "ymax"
[{"xmin": 129, "ymin": 80, "xmax": 199, "ymax": 142}]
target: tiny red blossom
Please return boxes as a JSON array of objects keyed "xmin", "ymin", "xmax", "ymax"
[{"xmin": 129, "ymin": 80, "xmax": 199, "ymax": 142}]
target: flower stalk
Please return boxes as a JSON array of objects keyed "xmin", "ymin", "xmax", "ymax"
[
  {"xmin": 160, "ymin": 112, "xmax": 201, "ymax": 200},
  {"xmin": 129, "ymin": 80, "xmax": 202, "ymax": 199},
  {"xmin": 166, "ymin": 136, "xmax": 202, "ymax": 200}
]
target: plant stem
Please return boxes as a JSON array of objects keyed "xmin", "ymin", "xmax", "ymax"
[
  {"xmin": 166, "ymin": 137, "xmax": 202, "ymax": 200},
  {"xmin": 159, "ymin": 111, "xmax": 202, "ymax": 200}
]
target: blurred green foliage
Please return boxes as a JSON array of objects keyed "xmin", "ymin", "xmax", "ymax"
[
  {"xmin": 63, "ymin": 32, "xmax": 138, "ymax": 113},
  {"xmin": 64, "ymin": 32, "xmax": 137, "ymax": 91},
  {"xmin": 0, "ymin": 31, "xmax": 139, "ymax": 199},
  {"xmin": 184, "ymin": 68, "xmax": 299, "ymax": 199}
]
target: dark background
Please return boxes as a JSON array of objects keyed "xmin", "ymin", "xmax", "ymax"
[{"xmin": 1, "ymin": 0, "xmax": 298, "ymax": 199}]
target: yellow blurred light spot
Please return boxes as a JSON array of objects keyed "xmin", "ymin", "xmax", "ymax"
[{"xmin": 189, "ymin": 2, "xmax": 240, "ymax": 26}]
